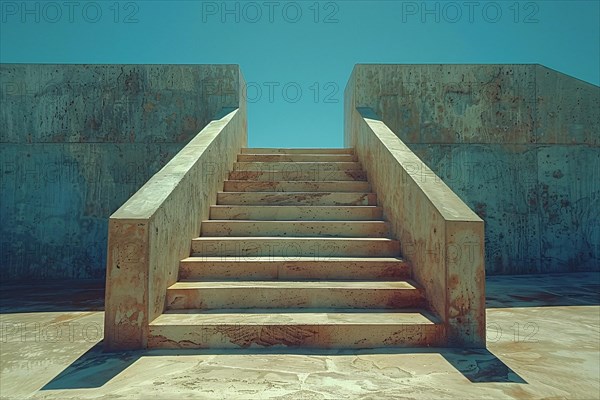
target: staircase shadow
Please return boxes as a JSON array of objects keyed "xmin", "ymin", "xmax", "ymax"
[
  {"xmin": 40, "ymin": 342, "xmax": 141, "ymax": 390},
  {"xmin": 439, "ymin": 348, "xmax": 527, "ymax": 383},
  {"xmin": 40, "ymin": 344, "xmax": 524, "ymax": 390}
]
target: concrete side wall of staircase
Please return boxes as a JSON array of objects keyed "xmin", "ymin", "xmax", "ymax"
[
  {"xmin": 347, "ymin": 107, "xmax": 486, "ymax": 348},
  {"xmin": 0, "ymin": 64, "xmax": 244, "ymax": 281},
  {"xmin": 105, "ymin": 107, "xmax": 247, "ymax": 350},
  {"xmin": 345, "ymin": 64, "xmax": 600, "ymax": 274}
]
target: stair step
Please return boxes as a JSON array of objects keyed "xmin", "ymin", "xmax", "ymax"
[
  {"xmin": 217, "ymin": 192, "xmax": 377, "ymax": 206},
  {"xmin": 241, "ymin": 148, "xmax": 354, "ymax": 155},
  {"xmin": 147, "ymin": 147, "xmax": 444, "ymax": 350},
  {"xmin": 179, "ymin": 257, "xmax": 410, "ymax": 280},
  {"xmin": 238, "ymin": 154, "xmax": 357, "ymax": 162},
  {"xmin": 223, "ymin": 180, "xmax": 371, "ymax": 193},
  {"xmin": 191, "ymin": 237, "xmax": 400, "ymax": 257},
  {"xmin": 229, "ymin": 170, "xmax": 367, "ymax": 181},
  {"xmin": 201, "ymin": 220, "xmax": 389, "ymax": 238},
  {"xmin": 148, "ymin": 310, "xmax": 444, "ymax": 349},
  {"xmin": 233, "ymin": 162, "xmax": 362, "ymax": 172},
  {"xmin": 165, "ymin": 281, "xmax": 423, "ymax": 310},
  {"xmin": 209, "ymin": 205, "xmax": 383, "ymax": 221}
]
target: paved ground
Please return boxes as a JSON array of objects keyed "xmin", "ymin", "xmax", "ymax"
[{"xmin": 1, "ymin": 272, "xmax": 598, "ymax": 399}]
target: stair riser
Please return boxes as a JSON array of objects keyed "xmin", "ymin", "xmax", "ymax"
[
  {"xmin": 210, "ymin": 206, "xmax": 383, "ymax": 221},
  {"xmin": 237, "ymin": 154, "xmax": 357, "ymax": 162},
  {"xmin": 191, "ymin": 240, "xmax": 400, "ymax": 258},
  {"xmin": 233, "ymin": 162, "xmax": 362, "ymax": 172},
  {"xmin": 223, "ymin": 181, "xmax": 371, "ymax": 192},
  {"xmin": 179, "ymin": 261, "xmax": 410, "ymax": 280},
  {"xmin": 166, "ymin": 288, "xmax": 423, "ymax": 310},
  {"xmin": 148, "ymin": 324, "xmax": 445, "ymax": 349},
  {"xmin": 201, "ymin": 221, "xmax": 389, "ymax": 238},
  {"xmin": 218, "ymin": 192, "xmax": 377, "ymax": 206},
  {"xmin": 241, "ymin": 148, "xmax": 354, "ymax": 155},
  {"xmin": 229, "ymin": 170, "xmax": 367, "ymax": 181}
]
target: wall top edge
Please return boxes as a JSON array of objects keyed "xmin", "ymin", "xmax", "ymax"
[
  {"xmin": 357, "ymin": 107, "xmax": 483, "ymax": 223},
  {"xmin": 110, "ymin": 108, "xmax": 240, "ymax": 221},
  {"xmin": 0, "ymin": 63, "xmax": 241, "ymax": 67},
  {"xmin": 353, "ymin": 63, "xmax": 541, "ymax": 66},
  {"xmin": 350, "ymin": 64, "xmax": 599, "ymax": 87}
]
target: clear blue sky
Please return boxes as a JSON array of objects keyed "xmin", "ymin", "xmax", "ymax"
[{"xmin": 1, "ymin": 0, "xmax": 598, "ymax": 147}]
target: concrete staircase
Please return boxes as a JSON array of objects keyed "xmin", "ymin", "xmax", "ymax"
[{"xmin": 148, "ymin": 148, "xmax": 444, "ymax": 349}]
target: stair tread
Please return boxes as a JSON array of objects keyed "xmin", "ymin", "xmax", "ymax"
[
  {"xmin": 233, "ymin": 163, "xmax": 363, "ymax": 172},
  {"xmin": 182, "ymin": 256, "xmax": 406, "ymax": 262},
  {"xmin": 192, "ymin": 236, "xmax": 398, "ymax": 242},
  {"xmin": 211, "ymin": 205, "xmax": 381, "ymax": 208},
  {"xmin": 168, "ymin": 280, "xmax": 418, "ymax": 289},
  {"xmin": 238, "ymin": 155, "xmax": 357, "ymax": 162},
  {"xmin": 200, "ymin": 220, "xmax": 390, "ymax": 237},
  {"xmin": 229, "ymin": 170, "xmax": 367, "ymax": 181},
  {"xmin": 217, "ymin": 192, "xmax": 377, "ymax": 206},
  {"xmin": 224, "ymin": 180, "xmax": 368, "ymax": 184},
  {"xmin": 203, "ymin": 220, "xmax": 387, "ymax": 224},
  {"xmin": 234, "ymin": 161, "xmax": 362, "ymax": 164},
  {"xmin": 151, "ymin": 309, "xmax": 439, "ymax": 325},
  {"xmin": 241, "ymin": 148, "xmax": 354, "ymax": 153},
  {"xmin": 231, "ymin": 170, "xmax": 363, "ymax": 172},
  {"xmin": 193, "ymin": 236, "xmax": 397, "ymax": 241},
  {"xmin": 218, "ymin": 191, "xmax": 374, "ymax": 194}
]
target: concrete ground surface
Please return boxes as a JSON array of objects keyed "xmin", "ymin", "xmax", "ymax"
[{"xmin": 0, "ymin": 272, "xmax": 598, "ymax": 400}]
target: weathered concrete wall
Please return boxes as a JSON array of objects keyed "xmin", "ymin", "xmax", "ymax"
[
  {"xmin": 105, "ymin": 107, "xmax": 247, "ymax": 350},
  {"xmin": 345, "ymin": 64, "xmax": 600, "ymax": 274},
  {"xmin": 0, "ymin": 64, "xmax": 243, "ymax": 281},
  {"xmin": 350, "ymin": 107, "xmax": 485, "ymax": 347}
]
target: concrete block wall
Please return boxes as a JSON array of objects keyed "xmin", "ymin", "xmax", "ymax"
[
  {"xmin": 345, "ymin": 64, "xmax": 600, "ymax": 274},
  {"xmin": 0, "ymin": 64, "xmax": 243, "ymax": 280}
]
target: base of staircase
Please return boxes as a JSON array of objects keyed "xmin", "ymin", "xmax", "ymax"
[{"xmin": 148, "ymin": 309, "xmax": 445, "ymax": 349}]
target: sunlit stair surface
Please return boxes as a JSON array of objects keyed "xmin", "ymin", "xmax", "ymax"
[{"xmin": 148, "ymin": 148, "xmax": 444, "ymax": 349}]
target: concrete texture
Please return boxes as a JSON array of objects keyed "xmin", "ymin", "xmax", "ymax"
[
  {"xmin": 233, "ymin": 161, "xmax": 363, "ymax": 171},
  {"xmin": 104, "ymin": 106, "xmax": 247, "ymax": 350},
  {"xmin": 347, "ymin": 108, "xmax": 485, "ymax": 347},
  {"xmin": 228, "ymin": 170, "xmax": 368, "ymax": 181},
  {"xmin": 178, "ymin": 257, "xmax": 411, "ymax": 280},
  {"xmin": 0, "ymin": 64, "xmax": 244, "ymax": 281},
  {"xmin": 344, "ymin": 64, "xmax": 600, "ymax": 275},
  {"xmin": 148, "ymin": 310, "xmax": 444, "ymax": 350},
  {"xmin": 163, "ymin": 280, "xmax": 423, "ymax": 310},
  {"xmin": 191, "ymin": 237, "xmax": 400, "ymax": 258},
  {"xmin": 216, "ymin": 192, "xmax": 377, "ymax": 206},
  {"xmin": 222, "ymin": 180, "xmax": 372, "ymax": 192},
  {"xmin": 1, "ymin": 272, "xmax": 598, "ymax": 399},
  {"xmin": 237, "ymin": 154, "xmax": 358, "ymax": 162},
  {"xmin": 139, "ymin": 148, "xmax": 451, "ymax": 350},
  {"xmin": 200, "ymin": 220, "xmax": 390, "ymax": 237},
  {"xmin": 209, "ymin": 205, "xmax": 383, "ymax": 220}
]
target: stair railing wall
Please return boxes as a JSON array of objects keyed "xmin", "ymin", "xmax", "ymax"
[
  {"xmin": 104, "ymin": 104, "xmax": 247, "ymax": 350},
  {"xmin": 348, "ymin": 106, "xmax": 486, "ymax": 347}
]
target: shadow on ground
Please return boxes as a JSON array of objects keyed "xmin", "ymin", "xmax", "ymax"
[
  {"xmin": 13, "ymin": 272, "xmax": 600, "ymax": 391},
  {"xmin": 41, "ymin": 342, "xmax": 525, "ymax": 390}
]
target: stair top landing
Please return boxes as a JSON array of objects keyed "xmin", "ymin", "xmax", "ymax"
[{"xmin": 241, "ymin": 148, "xmax": 354, "ymax": 155}]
